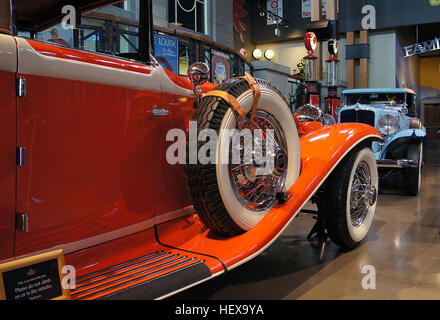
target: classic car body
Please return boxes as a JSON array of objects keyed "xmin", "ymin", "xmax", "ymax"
[
  {"xmin": 339, "ymin": 88, "xmax": 426, "ymax": 195},
  {"xmin": 0, "ymin": 0, "xmax": 382, "ymax": 300}
]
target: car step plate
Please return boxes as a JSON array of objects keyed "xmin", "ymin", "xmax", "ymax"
[{"xmin": 70, "ymin": 250, "xmax": 211, "ymax": 300}]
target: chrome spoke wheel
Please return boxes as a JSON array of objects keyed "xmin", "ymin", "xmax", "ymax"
[
  {"xmin": 229, "ymin": 110, "xmax": 288, "ymax": 212},
  {"xmin": 350, "ymin": 161, "xmax": 376, "ymax": 228}
]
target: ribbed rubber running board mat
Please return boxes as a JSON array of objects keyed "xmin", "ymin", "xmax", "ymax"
[{"xmin": 70, "ymin": 250, "xmax": 211, "ymax": 300}]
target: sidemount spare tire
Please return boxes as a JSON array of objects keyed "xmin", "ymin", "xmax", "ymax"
[{"xmin": 185, "ymin": 78, "xmax": 301, "ymax": 237}]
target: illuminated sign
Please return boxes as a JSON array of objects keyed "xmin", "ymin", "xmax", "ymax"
[
  {"xmin": 404, "ymin": 37, "xmax": 440, "ymax": 57},
  {"xmin": 430, "ymin": 0, "xmax": 440, "ymax": 6}
]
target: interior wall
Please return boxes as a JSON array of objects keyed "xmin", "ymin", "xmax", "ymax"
[
  {"xmin": 395, "ymin": 28, "xmax": 420, "ymax": 104},
  {"xmin": 254, "ymin": 40, "xmax": 307, "ymax": 75},
  {"xmin": 367, "ymin": 32, "xmax": 396, "ymax": 89},
  {"xmin": 420, "ymin": 56, "xmax": 440, "ymax": 100},
  {"xmin": 253, "ymin": 31, "xmax": 397, "ymax": 89}
]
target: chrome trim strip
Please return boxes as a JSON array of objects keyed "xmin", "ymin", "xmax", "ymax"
[
  {"xmin": 12, "ymin": 218, "xmax": 155, "ymax": 260},
  {"xmin": 75, "ymin": 250, "xmax": 168, "ymax": 282},
  {"xmin": 72, "ymin": 254, "xmax": 182, "ymax": 294},
  {"xmin": 154, "ymin": 206, "xmax": 195, "ymax": 225},
  {"xmin": 9, "ymin": 207, "xmax": 196, "ymax": 263},
  {"xmin": 377, "ymin": 159, "xmax": 417, "ymax": 168},
  {"xmin": 100, "ymin": 260, "xmax": 206, "ymax": 300},
  {"xmin": 75, "ymin": 257, "xmax": 197, "ymax": 300}
]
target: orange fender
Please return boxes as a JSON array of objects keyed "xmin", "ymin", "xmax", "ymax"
[{"xmin": 156, "ymin": 123, "xmax": 383, "ymax": 273}]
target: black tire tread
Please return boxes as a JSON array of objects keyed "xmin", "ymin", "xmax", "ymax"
[
  {"xmin": 404, "ymin": 142, "xmax": 422, "ymax": 196},
  {"xmin": 316, "ymin": 144, "xmax": 370, "ymax": 249}
]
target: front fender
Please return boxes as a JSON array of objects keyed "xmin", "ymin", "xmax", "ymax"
[
  {"xmin": 297, "ymin": 123, "xmax": 382, "ymax": 199},
  {"xmin": 380, "ymin": 128, "xmax": 426, "ymax": 160},
  {"xmin": 159, "ymin": 123, "xmax": 382, "ymax": 272},
  {"xmin": 389, "ymin": 128, "xmax": 426, "ymax": 142}
]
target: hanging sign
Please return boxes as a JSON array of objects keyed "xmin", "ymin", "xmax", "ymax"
[
  {"xmin": 267, "ymin": 0, "xmax": 283, "ymax": 25},
  {"xmin": 404, "ymin": 37, "xmax": 440, "ymax": 57}
]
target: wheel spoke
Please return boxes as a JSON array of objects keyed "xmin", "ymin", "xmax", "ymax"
[
  {"xmin": 350, "ymin": 161, "xmax": 373, "ymax": 228},
  {"xmin": 229, "ymin": 111, "xmax": 288, "ymax": 211}
]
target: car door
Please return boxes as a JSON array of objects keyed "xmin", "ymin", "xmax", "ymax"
[
  {"xmin": 0, "ymin": 33, "xmax": 17, "ymax": 262},
  {"xmin": 14, "ymin": 35, "xmax": 163, "ymax": 257},
  {"xmin": 154, "ymin": 69, "xmax": 197, "ymax": 224}
]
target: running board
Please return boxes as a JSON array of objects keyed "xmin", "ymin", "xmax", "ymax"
[{"xmin": 70, "ymin": 250, "xmax": 211, "ymax": 300}]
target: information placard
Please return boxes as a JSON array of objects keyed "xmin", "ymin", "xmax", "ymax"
[{"xmin": 0, "ymin": 249, "xmax": 70, "ymax": 300}]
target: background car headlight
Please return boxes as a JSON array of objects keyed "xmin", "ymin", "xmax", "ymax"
[
  {"xmin": 378, "ymin": 114, "xmax": 399, "ymax": 135},
  {"xmin": 322, "ymin": 114, "xmax": 336, "ymax": 126}
]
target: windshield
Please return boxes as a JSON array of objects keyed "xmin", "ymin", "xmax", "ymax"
[{"xmin": 345, "ymin": 93, "xmax": 405, "ymax": 106}]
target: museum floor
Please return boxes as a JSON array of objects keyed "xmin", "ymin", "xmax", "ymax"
[{"xmin": 172, "ymin": 143, "xmax": 440, "ymax": 300}]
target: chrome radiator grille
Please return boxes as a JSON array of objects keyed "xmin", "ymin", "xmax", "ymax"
[{"xmin": 340, "ymin": 110, "xmax": 375, "ymax": 127}]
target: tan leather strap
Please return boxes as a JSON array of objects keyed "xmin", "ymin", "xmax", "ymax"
[
  {"xmin": 204, "ymin": 90, "xmax": 247, "ymax": 120},
  {"xmin": 204, "ymin": 74, "xmax": 261, "ymax": 129},
  {"xmin": 241, "ymin": 72, "xmax": 261, "ymax": 122}
]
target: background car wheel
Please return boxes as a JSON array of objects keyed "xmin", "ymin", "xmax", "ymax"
[
  {"xmin": 185, "ymin": 78, "xmax": 301, "ymax": 237},
  {"xmin": 316, "ymin": 145, "xmax": 378, "ymax": 249},
  {"xmin": 404, "ymin": 142, "xmax": 423, "ymax": 196}
]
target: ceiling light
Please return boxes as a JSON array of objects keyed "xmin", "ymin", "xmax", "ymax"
[
  {"xmin": 264, "ymin": 49, "xmax": 275, "ymax": 60},
  {"xmin": 252, "ymin": 48, "xmax": 263, "ymax": 60}
]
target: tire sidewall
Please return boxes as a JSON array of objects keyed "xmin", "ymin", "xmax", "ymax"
[
  {"xmin": 406, "ymin": 142, "xmax": 423, "ymax": 195},
  {"xmin": 417, "ymin": 143, "xmax": 423, "ymax": 192},
  {"xmin": 216, "ymin": 87, "xmax": 301, "ymax": 231},
  {"xmin": 345, "ymin": 148, "xmax": 378, "ymax": 243}
]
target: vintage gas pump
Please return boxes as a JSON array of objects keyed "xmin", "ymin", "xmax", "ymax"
[
  {"xmin": 303, "ymin": 32, "xmax": 320, "ymax": 107},
  {"xmin": 325, "ymin": 39, "xmax": 340, "ymax": 120}
]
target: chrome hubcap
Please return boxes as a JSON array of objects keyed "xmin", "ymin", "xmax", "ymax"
[
  {"xmin": 350, "ymin": 161, "xmax": 376, "ymax": 227},
  {"xmin": 229, "ymin": 111, "xmax": 288, "ymax": 212}
]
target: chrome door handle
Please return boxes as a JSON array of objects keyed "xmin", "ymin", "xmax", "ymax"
[{"xmin": 152, "ymin": 106, "xmax": 169, "ymax": 119}]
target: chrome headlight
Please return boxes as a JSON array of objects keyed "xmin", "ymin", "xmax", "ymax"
[
  {"xmin": 295, "ymin": 104, "xmax": 323, "ymax": 122},
  {"xmin": 378, "ymin": 114, "xmax": 399, "ymax": 136}
]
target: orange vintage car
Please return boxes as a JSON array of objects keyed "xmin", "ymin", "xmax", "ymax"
[{"xmin": 0, "ymin": 0, "xmax": 382, "ymax": 300}]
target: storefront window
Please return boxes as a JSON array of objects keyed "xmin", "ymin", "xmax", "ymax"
[{"xmin": 168, "ymin": 0, "xmax": 208, "ymax": 34}]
